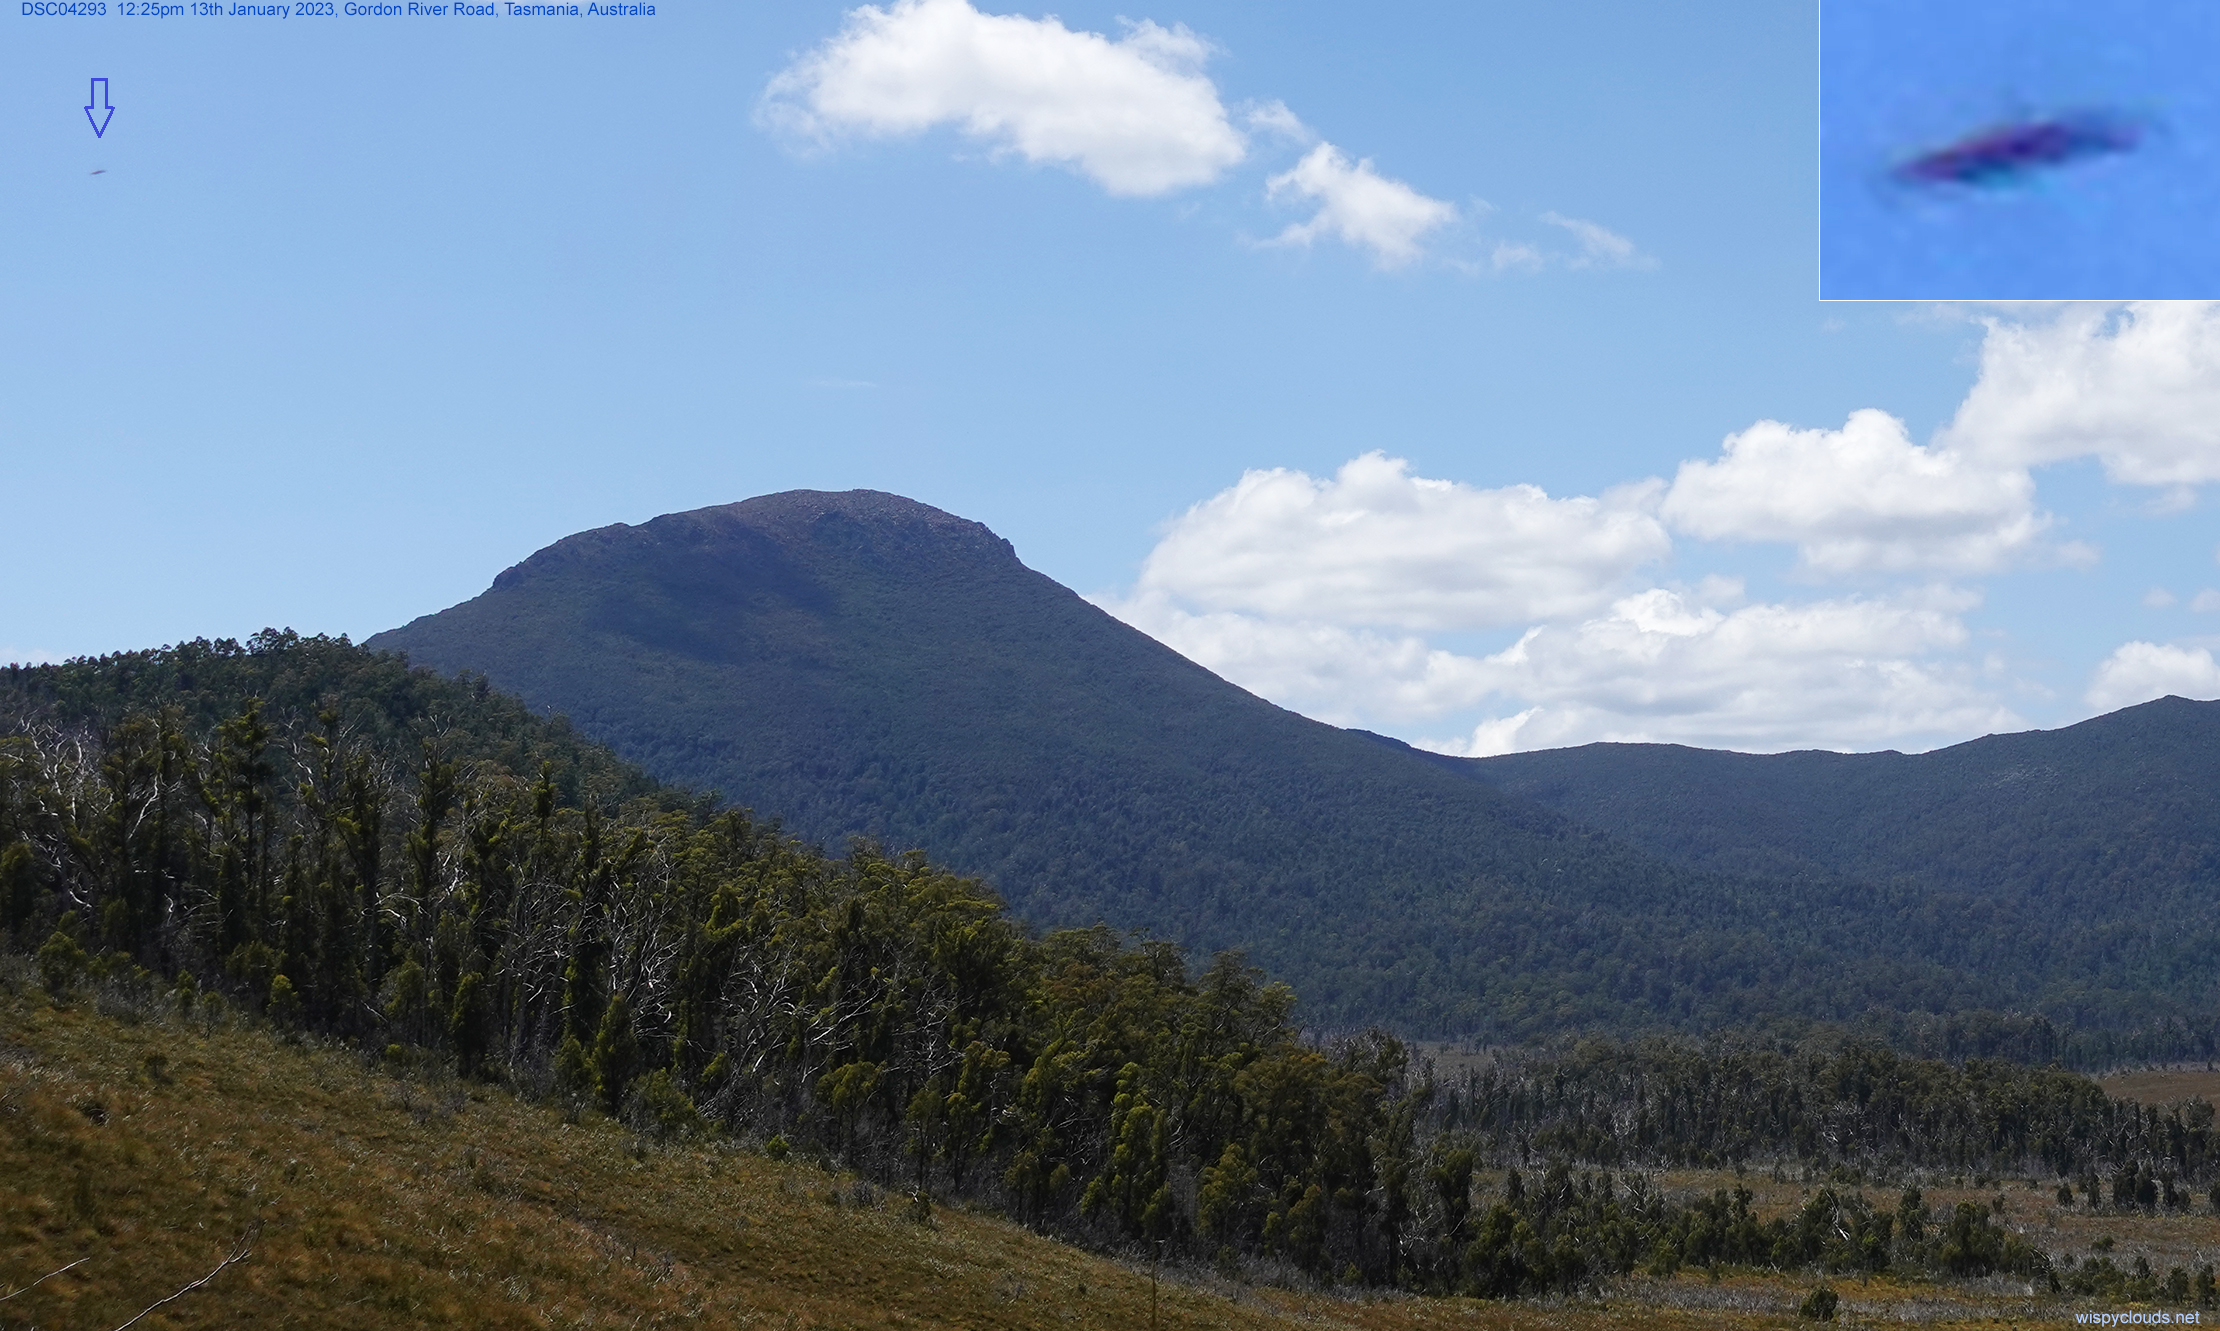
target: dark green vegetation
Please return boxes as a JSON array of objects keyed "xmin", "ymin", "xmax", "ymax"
[
  {"xmin": 1452, "ymin": 1039, "xmax": 2219, "ymax": 1187},
  {"xmin": 7, "ymin": 632, "xmax": 2214, "ymax": 1306},
  {"xmin": 369, "ymin": 490, "xmax": 2220, "ymax": 1052},
  {"xmin": 1421, "ymin": 1171, "xmax": 2054, "ymax": 1298},
  {"xmin": 1414, "ymin": 1035, "xmax": 2220, "ymax": 1297},
  {"xmin": 1452, "ymin": 702, "xmax": 2220, "ymax": 1052},
  {"xmin": 369, "ymin": 490, "xmax": 1732, "ymax": 1039},
  {"xmin": 1462, "ymin": 698, "xmax": 2220, "ymax": 890}
]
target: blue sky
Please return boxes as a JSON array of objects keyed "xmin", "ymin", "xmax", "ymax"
[
  {"xmin": 1821, "ymin": 0, "xmax": 2220, "ymax": 299},
  {"xmin": 6, "ymin": 0, "xmax": 2220, "ymax": 753}
]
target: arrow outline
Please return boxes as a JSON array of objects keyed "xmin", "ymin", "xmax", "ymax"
[{"xmin": 85, "ymin": 77, "xmax": 114, "ymax": 139}]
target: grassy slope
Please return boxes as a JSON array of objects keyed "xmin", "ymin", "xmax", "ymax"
[
  {"xmin": 0, "ymin": 972, "xmax": 1745, "ymax": 1331},
  {"xmin": 7, "ymin": 968, "xmax": 2193, "ymax": 1330}
]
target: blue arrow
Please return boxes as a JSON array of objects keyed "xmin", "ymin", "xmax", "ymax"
[{"xmin": 85, "ymin": 78, "xmax": 114, "ymax": 139}]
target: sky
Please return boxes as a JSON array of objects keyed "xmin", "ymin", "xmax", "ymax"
[
  {"xmin": 1820, "ymin": 0, "xmax": 2220, "ymax": 299},
  {"xmin": 4, "ymin": 0, "xmax": 2220, "ymax": 756}
]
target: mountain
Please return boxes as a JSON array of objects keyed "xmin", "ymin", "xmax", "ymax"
[
  {"xmin": 1456, "ymin": 697, "xmax": 2220, "ymax": 889},
  {"xmin": 368, "ymin": 491, "xmax": 1706, "ymax": 1034},
  {"xmin": 1449, "ymin": 701, "xmax": 2220, "ymax": 1021},
  {"xmin": 367, "ymin": 491, "xmax": 2220, "ymax": 1044}
]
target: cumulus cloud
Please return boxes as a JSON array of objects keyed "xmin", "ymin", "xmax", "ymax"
[
  {"xmin": 1109, "ymin": 579, "xmax": 2015, "ymax": 753},
  {"xmin": 1130, "ymin": 452, "xmax": 1669, "ymax": 630},
  {"xmin": 1943, "ymin": 302, "xmax": 2220, "ymax": 486},
  {"xmin": 1265, "ymin": 143, "xmax": 1457, "ymax": 268},
  {"xmin": 763, "ymin": 3, "xmax": 1652, "ymax": 279},
  {"xmin": 1657, "ymin": 304, "xmax": 2220, "ymax": 577},
  {"xmin": 758, "ymin": 0, "xmax": 1246, "ymax": 196},
  {"xmin": 1105, "ymin": 447, "xmax": 2032, "ymax": 753},
  {"xmin": 1660, "ymin": 408, "xmax": 2057, "ymax": 573},
  {"xmin": 1095, "ymin": 303, "xmax": 2220, "ymax": 754},
  {"xmin": 1102, "ymin": 301, "xmax": 2220, "ymax": 752},
  {"xmin": 2085, "ymin": 641, "xmax": 2220, "ymax": 710},
  {"xmin": 1103, "ymin": 593, "xmax": 1493, "ymax": 726},
  {"xmin": 1423, "ymin": 587, "xmax": 2016, "ymax": 755}
]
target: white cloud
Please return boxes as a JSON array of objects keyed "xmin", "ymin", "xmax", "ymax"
[
  {"xmin": 1455, "ymin": 215, "xmax": 1649, "ymax": 276},
  {"xmin": 2151, "ymin": 485, "xmax": 2199, "ymax": 515},
  {"xmin": 1130, "ymin": 452, "xmax": 1669, "ymax": 630},
  {"xmin": 1422, "ymin": 587, "xmax": 2016, "ymax": 755},
  {"xmin": 1102, "ymin": 592, "xmax": 1494, "ymax": 726},
  {"xmin": 0, "ymin": 647, "xmax": 62, "ymax": 667},
  {"xmin": 763, "ymin": 3, "xmax": 1636, "ymax": 280},
  {"xmin": 1943, "ymin": 302, "xmax": 2220, "ymax": 486},
  {"xmin": 1660, "ymin": 409, "xmax": 2055, "ymax": 574},
  {"xmin": 1265, "ymin": 143, "xmax": 1457, "ymax": 268},
  {"xmin": 1110, "ymin": 576, "xmax": 2015, "ymax": 753},
  {"xmin": 758, "ymin": 0, "xmax": 1246, "ymax": 196},
  {"xmin": 1104, "ymin": 302, "xmax": 2220, "ymax": 753},
  {"xmin": 1540, "ymin": 211, "xmax": 1653, "ymax": 270},
  {"xmin": 2085, "ymin": 641, "xmax": 2220, "ymax": 710},
  {"xmin": 1096, "ymin": 305, "xmax": 2220, "ymax": 754},
  {"xmin": 1106, "ymin": 445, "xmax": 2031, "ymax": 753},
  {"xmin": 1241, "ymin": 100, "xmax": 1311, "ymax": 144}
]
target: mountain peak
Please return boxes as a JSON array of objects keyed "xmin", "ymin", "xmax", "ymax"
[
  {"xmin": 486, "ymin": 489, "xmax": 1016, "ymax": 595},
  {"xmin": 711, "ymin": 489, "xmax": 1019, "ymax": 563},
  {"xmin": 722, "ymin": 487, "xmax": 991, "ymax": 534}
]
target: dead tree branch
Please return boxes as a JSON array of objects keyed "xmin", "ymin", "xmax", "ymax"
[
  {"xmin": 110, "ymin": 1224, "xmax": 257, "ymax": 1331},
  {"xmin": 0, "ymin": 1256, "xmax": 88, "ymax": 1303}
]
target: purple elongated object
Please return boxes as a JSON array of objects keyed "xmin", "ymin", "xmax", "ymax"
[{"xmin": 1891, "ymin": 110, "xmax": 2144, "ymax": 187}]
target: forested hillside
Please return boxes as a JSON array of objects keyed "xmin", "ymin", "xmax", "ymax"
[
  {"xmin": 1457, "ymin": 697, "xmax": 2220, "ymax": 891},
  {"xmin": 370, "ymin": 490, "xmax": 1739, "ymax": 1036},
  {"xmin": 10, "ymin": 632, "xmax": 2220, "ymax": 1306},
  {"xmin": 0, "ymin": 634, "xmax": 1421, "ymax": 1281},
  {"xmin": 1449, "ymin": 701, "xmax": 2220, "ymax": 1043},
  {"xmin": 366, "ymin": 490, "xmax": 2220, "ymax": 1046}
]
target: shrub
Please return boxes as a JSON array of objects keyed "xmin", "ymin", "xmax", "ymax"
[
  {"xmin": 268, "ymin": 974, "xmax": 303, "ymax": 1029},
  {"xmin": 624, "ymin": 1069, "xmax": 701, "ymax": 1142},
  {"xmin": 36, "ymin": 923, "xmax": 90, "ymax": 999}
]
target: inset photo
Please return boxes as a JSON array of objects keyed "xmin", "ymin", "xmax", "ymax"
[{"xmin": 1821, "ymin": 0, "xmax": 2220, "ymax": 299}]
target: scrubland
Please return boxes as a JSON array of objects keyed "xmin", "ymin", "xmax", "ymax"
[{"xmin": 9, "ymin": 964, "xmax": 2218, "ymax": 1330}]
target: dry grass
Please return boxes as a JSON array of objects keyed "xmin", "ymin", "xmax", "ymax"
[
  {"xmin": 2100, "ymin": 1066, "xmax": 2220, "ymax": 1105},
  {"xmin": 0, "ymin": 975, "xmax": 2205, "ymax": 1331}
]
